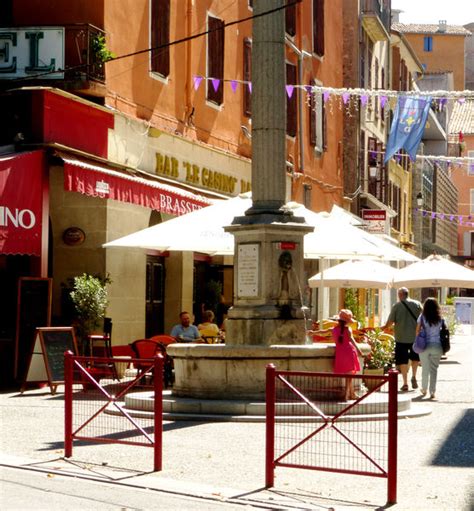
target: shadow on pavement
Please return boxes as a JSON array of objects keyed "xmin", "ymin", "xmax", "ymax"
[
  {"xmin": 23, "ymin": 457, "xmax": 153, "ymax": 482},
  {"xmin": 431, "ymin": 409, "xmax": 474, "ymax": 467}
]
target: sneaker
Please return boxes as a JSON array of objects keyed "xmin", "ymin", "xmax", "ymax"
[{"xmin": 411, "ymin": 377, "xmax": 418, "ymax": 389}]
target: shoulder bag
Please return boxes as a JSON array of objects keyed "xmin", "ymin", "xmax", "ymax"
[
  {"xmin": 440, "ymin": 319, "xmax": 450, "ymax": 354},
  {"xmin": 412, "ymin": 316, "xmax": 427, "ymax": 354}
]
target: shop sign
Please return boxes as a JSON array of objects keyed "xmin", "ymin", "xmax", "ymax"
[
  {"xmin": 155, "ymin": 151, "xmax": 251, "ymax": 195},
  {"xmin": 0, "ymin": 27, "xmax": 64, "ymax": 78},
  {"xmin": 362, "ymin": 209, "xmax": 388, "ymax": 235},
  {"xmin": 0, "ymin": 151, "xmax": 44, "ymax": 255}
]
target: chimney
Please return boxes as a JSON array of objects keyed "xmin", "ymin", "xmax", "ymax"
[
  {"xmin": 391, "ymin": 9, "xmax": 402, "ymax": 24},
  {"xmin": 438, "ymin": 20, "xmax": 447, "ymax": 32}
]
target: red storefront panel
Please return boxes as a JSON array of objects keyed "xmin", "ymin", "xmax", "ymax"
[
  {"xmin": 0, "ymin": 151, "xmax": 45, "ymax": 256},
  {"xmin": 32, "ymin": 90, "xmax": 114, "ymax": 159},
  {"xmin": 62, "ymin": 155, "xmax": 211, "ymax": 215}
]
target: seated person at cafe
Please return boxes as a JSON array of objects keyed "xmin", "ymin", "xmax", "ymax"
[
  {"xmin": 198, "ymin": 310, "xmax": 220, "ymax": 341},
  {"xmin": 170, "ymin": 311, "xmax": 202, "ymax": 342}
]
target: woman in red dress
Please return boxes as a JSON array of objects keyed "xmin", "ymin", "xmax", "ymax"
[{"xmin": 332, "ymin": 309, "xmax": 363, "ymax": 401}]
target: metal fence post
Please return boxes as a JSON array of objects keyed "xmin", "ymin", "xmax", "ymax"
[
  {"xmin": 153, "ymin": 354, "xmax": 163, "ymax": 472},
  {"xmin": 387, "ymin": 368, "xmax": 398, "ymax": 504},
  {"xmin": 64, "ymin": 351, "xmax": 74, "ymax": 458},
  {"xmin": 265, "ymin": 364, "xmax": 276, "ymax": 488}
]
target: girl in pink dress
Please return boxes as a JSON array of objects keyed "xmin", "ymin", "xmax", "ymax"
[{"xmin": 332, "ymin": 309, "xmax": 363, "ymax": 401}]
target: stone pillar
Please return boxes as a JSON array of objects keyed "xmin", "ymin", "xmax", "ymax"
[
  {"xmin": 235, "ymin": 0, "xmax": 300, "ymax": 224},
  {"xmin": 224, "ymin": 0, "xmax": 312, "ymax": 346}
]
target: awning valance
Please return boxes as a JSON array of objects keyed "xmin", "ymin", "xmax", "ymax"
[
  {"xmin": 0, "ymin": 150, "xmax": 45, "ymax": 256},
  {"xmin": 61, "ymin": 154, "xmax": 212, "ymax": 216}
]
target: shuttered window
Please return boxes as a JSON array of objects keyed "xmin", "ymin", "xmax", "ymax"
[
  {"xmin": 286, "ymin": 63, "xmax": 297, "ymax": 137},
  {"xmin": 243, "ymin": 38, "xmax": 252, "ymax": 117},
  {"xmin": 285, "ymin": 0, "xmax": 296, "ymax": 37},
  {"xmin": 150, "ymin": 0, "xmax": 170, "ymax": 77},
  {"xmin": 207, "ymin": 15, "xmax": 225, "ymax": 105},
  {"xmin": 313, "ymin": 0, "xmax": 324, "ymax": 56},
  {"xmin": 309, "ymin": 84, "xmax": 326, "ymax": 152}
]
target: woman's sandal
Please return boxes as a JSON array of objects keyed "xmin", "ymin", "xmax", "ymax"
[{"xmin": 400, "ymin": 384, "xmax": 409, "ymax": 392}]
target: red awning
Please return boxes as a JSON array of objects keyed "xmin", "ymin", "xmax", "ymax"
[
  {"xmin": 62, "ymin": 154, "xmax": 212, "ymax": 215},
  {"xmin": 0, "ymin": 151, "xmax": 45, "ymax": 256}
]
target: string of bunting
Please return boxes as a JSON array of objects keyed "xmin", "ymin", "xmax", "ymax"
[
  {"xmin": 365, "ymin": 149, "xmax": 474, "ymax": 170},
  {"xmin": 415, "ymin": 208, "xmax": 474, "ymax": 227},
  {"xmin": 193, "ymin": 75, "xmax": 474, "ymax": 102}
]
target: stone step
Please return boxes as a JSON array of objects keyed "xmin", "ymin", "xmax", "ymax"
[{"xmin": 111, "ymin": 389, "xmax": 431, "ymax": 422}]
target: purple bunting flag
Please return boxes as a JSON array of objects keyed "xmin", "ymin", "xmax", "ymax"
[
  {"xmin": 380, "ymin": 95, "xmax": 388, "ymax": 108},
  {"xmin": 361, "ymin": 94, "xmax": 368, "ymax": 106},
  {"xmin": 193, "ymin": 75, "xmax": 203, "ymax": 91},
  {"xmin": 286, "ymin": 85, "xmax": 295, "ymax": 98},
  {"xmin": 211, "ymin": 78, "xmax": 220, "ymax": 92},
  {"xmin": 230, "ymin": 80, "xmax": 238, "ymax": 93},
  {"xmin": 342, "ymin": 92, "xmax": 350, "ymax": 104},
  {"xmin": 323, "ymin": 91, "xmax": 330, "ymax": 103},
  {"xmin": 248, "ymin": 82, "xmax": 252, "ymax": 93}
]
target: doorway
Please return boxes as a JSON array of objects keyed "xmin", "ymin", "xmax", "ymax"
[{"xmin": 145, "ymin": 255, "xmax": 165, "ymax": 337}]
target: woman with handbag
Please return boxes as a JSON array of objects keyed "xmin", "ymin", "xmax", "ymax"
[{"xmin": 415, "ymin": 297, "xmax": 447, "ymax": 399}]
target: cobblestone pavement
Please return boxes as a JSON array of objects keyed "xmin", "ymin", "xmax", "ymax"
[{"xmin": 1, "ymin": 327, "xmax": 473, "ymax": 510}]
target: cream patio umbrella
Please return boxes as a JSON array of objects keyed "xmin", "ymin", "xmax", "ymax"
[
  {"xmin": 308, "ymin": 259, "xmax": 397, "ymax": 288},
  {"xmin": 392, "ymin": 254, "xmax": 474, "ymax": 288},
  {"xmin": 104, "ymin": 192, "xmax": 418, "ymax": 262}
]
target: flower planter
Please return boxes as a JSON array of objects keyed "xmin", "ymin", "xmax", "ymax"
[{"xmin": 363, "ymin": 367, "xmax": 385, "ymax": 392}]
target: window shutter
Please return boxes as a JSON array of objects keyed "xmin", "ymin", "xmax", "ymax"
[
  {"xmin": 243, "ymin": 38, "xmax": 252, "ymax": 117},
  {"xmin": 285, "ymin": 0, "xmax": 296, "ymax": 37},
  {"xmin": 313, "ymin": 0, "xmax": 325, "ymax": 56},
  {"xmin": 151, "ymin": 0, "xmax": 170, "ymax": 76},
  {"xmin": 309, "ymin": 82, "xmax": 316, "ymax": 146},
  {"xmin": 286, "ymin": 63, "xmax": 297, "ymax": 137},
  {"xmin": 322, "ymin": 100, "xmax": 327, "ymax": 151},
  {"xmin": 207, "ymin": 15, "xmax": 225, "ymax": 104}
]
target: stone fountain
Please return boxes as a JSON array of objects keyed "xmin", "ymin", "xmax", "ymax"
[{"xmin": 166, "ymin": 0, "xmax": 341, "ymax": 401}]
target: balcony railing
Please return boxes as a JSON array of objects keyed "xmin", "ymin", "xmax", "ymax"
[
  {"xmin": 63, "ymin": 24, "xmax": 106, "ymax": 83},
  {"xmin": 361, "ymin": 0, "xmax": 391, "ymax": 40}
]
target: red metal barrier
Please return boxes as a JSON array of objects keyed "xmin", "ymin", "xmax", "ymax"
[
  {"xmin": 265, "ymin": 366, "xmax": 398, "ymax": 504},
  {"xmin": 64, "ymin": 351, "xmax": 163, "ymax": 471}
]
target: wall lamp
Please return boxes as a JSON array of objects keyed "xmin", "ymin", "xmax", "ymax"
[{"xmin": 416, "ymin": 192, "xmax": 423, "ymax": 207}]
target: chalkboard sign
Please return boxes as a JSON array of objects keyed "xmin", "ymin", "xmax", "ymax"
[
  {"xmin": 15, "ymin": 278, "xmax": 52, "ymax": 380},
  {"xmin": 22, "ymin": 327, "xmax": 78, "ymax": 394}
]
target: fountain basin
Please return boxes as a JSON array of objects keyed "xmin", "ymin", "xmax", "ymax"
[{"xmin": 167, "ymin": 343, "xmax": 369, "ymax": 400}]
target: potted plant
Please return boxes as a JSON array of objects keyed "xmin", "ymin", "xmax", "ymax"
[
  {"xmin": 362, "ymin": 328, "xmax": 395, "ymax": 391},
  {"xmin": 69, "ymin": 273, "xmax": 110, "ymax": 351}
]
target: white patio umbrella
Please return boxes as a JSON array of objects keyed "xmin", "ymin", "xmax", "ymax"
[
  {"xmin": 104, "ymin": 192, "xmax": 418, "ymax": 262},
  {"xmin": 308, "ymin": 259, "xmax": 397, "ymax": 288},
  {"xmin": 392, "ymin": 254, "xmax": 474, "ymax": 288}
]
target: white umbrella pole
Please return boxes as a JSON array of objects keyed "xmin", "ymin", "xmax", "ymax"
[{"xmin": 318, "ymin": 259, "xmax": 326, "ymax": 324}]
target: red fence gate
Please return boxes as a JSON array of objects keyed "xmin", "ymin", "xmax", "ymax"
[
  {"xmin": 64, "ymin": 351, "xmax": 163, "ymax": 471},
  {"xmin": 265, "ymin": 366, "xmax": 398, "ymax": 504}
]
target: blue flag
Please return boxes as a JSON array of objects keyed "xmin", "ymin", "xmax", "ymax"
[{"xmin": 384, "ymin": 96, "xmax": 432, "ymax": 163}]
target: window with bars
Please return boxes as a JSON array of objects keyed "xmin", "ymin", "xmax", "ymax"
[
  {"xmin": 243, "ymin": 38, "xmax": 252, "ymax": 117},
  {"xmin": 207, "ymin": 14, "xmax": 225, "ymax": 105},
  {"xmin": 286, "ymin": 62, "xmax": 297, "ymax": 137},
  {"xmin": 313, "ymin": 0, "xmax": 324, "ymax": 56},
  {"xmin": 150, "ymin": 0, "xmax": 170, "ymax": 77}
]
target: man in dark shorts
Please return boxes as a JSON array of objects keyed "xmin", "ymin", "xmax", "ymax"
[{"xmin": 382, "ymin": 287, "xmax": 422, "ymax": 392}]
